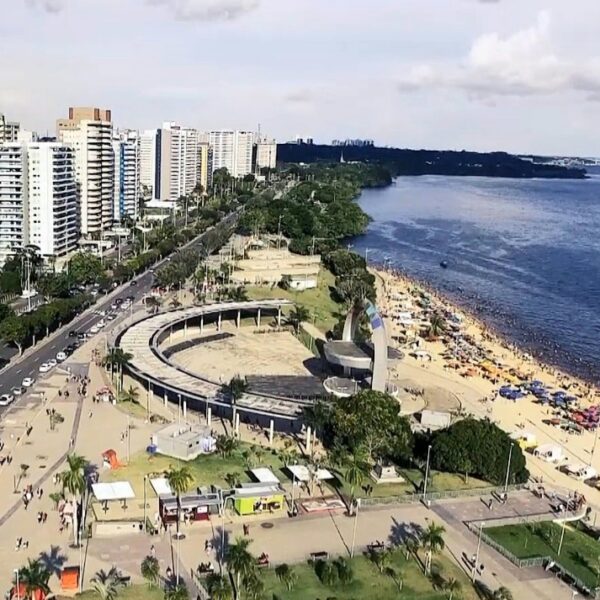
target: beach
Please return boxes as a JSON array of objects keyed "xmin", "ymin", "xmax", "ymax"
[{"xmin": 372, "ymin": 265, "xmax": 600, "ymax": 509}]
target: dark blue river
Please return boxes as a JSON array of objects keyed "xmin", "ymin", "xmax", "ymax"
[{"xmin": 352, "ymin": 173, "xmax": 600, "ymax": 383}]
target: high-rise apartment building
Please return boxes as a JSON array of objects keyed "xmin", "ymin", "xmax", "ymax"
[
  {"xmin": 209, "ymin": 130, "xmax": 254, "ymax": 178},
  {"xmin": 140, "ymin": 129, "xmax": 157, "ymax": 197},
  {"xmin": 57, "ymin": 107, "xmax": 114, "ymax": 236},
  {"xmin": 0, "ymin": 144, "xmax": 28, "ymax": 265},
  {"xmin": 0, "ymin": 142, "xmax": 78, "ymax": 265},
  {"xmin": 198, "ymin": 142, "xmax": 213, "ymax": 191},
  {"xmin": 0, "ymin": 114, "xmax": 20, "ymax": 144},
  {"xmin": 113, "ymin": 130, "xmax": 140, "ymax": 222},
  {"xmin": 254, "ymin": 137, "xmax": 277, "ymax": 172},
  {"xmin": 27, "ymin": 143, "xmax": 79, "ymax": 258}
]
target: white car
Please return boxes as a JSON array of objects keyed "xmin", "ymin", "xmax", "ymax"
[
  {"xmin": 89, "ymin": 325, "xmax": 100, "ymax": 335},
  {"xmin": 121, "ymin": 303, "xmax": 131, "ymax": 312},
  {"xmin": 22, "ymin": 377, "xmax": 35, "ymax": 387},
  {"xmin": 0, "ymin": 394, "xmax": 14, "ymax": 406},
  {"xmin": 56, "ymin": 351, "xmax": 67, "ymax": 362},
  {"xmin": 47, "ymin": 359, "xmax": 57, "ymax": 368},
  {"xmin": 96, "ymin": 320, "xmax": 106, "ymax": 329},
  {"xmin": 11, "ymin": 386, "xmax": 25, "ymax": 396},
  {"xmin": 39, "ymin": 362, "xmax": 51, "ymax": 373}
]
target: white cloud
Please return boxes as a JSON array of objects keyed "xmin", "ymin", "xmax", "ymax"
[
  {"xmin": 24, "ymin": 0, "xmax": 65, "ymax": 13},
  {"xmin": 145, "ymin": 0, "xmax": 259, "ymax": 21},
  {"xmin": 398, "ymin": 11, "xmax": 600, "ymax": 98}
]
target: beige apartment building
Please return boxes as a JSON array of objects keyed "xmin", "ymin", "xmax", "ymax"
[{"xmin": 57, "ymin": 107, "xmax": 114, "ymax": 236}]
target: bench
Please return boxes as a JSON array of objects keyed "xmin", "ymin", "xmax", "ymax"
[{"xmin": 310, "ymin": 551, "xmax": 329, "ymax": 561}]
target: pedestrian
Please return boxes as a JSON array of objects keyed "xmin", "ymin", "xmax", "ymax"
[
  {"xmin": 89, "ymin": 411, "xmax": 93, "ymax": 419},
  {"xmin": 243, "ymin": 523, "xmax": 249, "ymax": 536},
  {"xmin": 150, "ymin": 544, "xmax": 155, "ymax": 558}
]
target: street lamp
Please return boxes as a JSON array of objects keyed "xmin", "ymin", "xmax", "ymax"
[
  {"xmin": 558, "ymin": 519, "xmax": 567, "ymax": 555},
  {"xmin": 350, "ymin": 498, "xmax": 361, "ymax": 558},
  {"xmin": 14, "ymin": 568, "xmax": 19, "ymax": 600},
  {"xmin": 472, "ymin": 521, "xmax": 484, "ymax": 582},
  {"xmin": 422, "ymin": 445, "xmax": 432, "ymax": 501},
  {"xmin": 143, "ymin": 475, "xmax": 148, "ymax": 531},
  {"xmin": 504, "ymin": 442, "xmax": 514, "ymax": 494}
]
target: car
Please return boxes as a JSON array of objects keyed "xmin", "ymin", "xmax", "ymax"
[
  {"xmin": 56, "ymin": 351, "xmax": 67, "ymax": 362},
  {"xmin": 126, "ymin": 295, "xmax": 134, "ymax": 302},
  {"xmin": 39, "ymin": 362, "xmax": 51, "ymax": 373},
  {"xmin": 68, "ymin": 330, "xmax": 78, "ymax": 338},
  {"xmin": 47, "ymin": 359, "xmax": 57, "ymax": 368},
  {"xmin": 96, "ymin": 320, "xmax": 106, "ymax": 328},
  {"xmin": 110, "ymin": 302, "xmax": 119, "ymax": 311},
  {"xmin": 77, "ymin": 332, "xmax": 86, "ymax": 341},
  {"xmin": 114, "ymin": 298, "xmax": 123, "ymax": 305},
  {"xmin": 106, "ymin": 313, "xmax": 117, "ymax": 321},
  {"xmin": 22, "ymin": 377, "xmax": 35, "ymax": 387},
  {"xmin": 11, "ymin": 386, "xmax": 25, "ymax": 396},
  {"xmin": 0, "ymin": 394, "xmax": 14, "ymax": 406}
]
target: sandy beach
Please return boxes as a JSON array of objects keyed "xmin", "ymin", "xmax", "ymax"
[{"xmin": 372, "ymin": 266, "xmax": 600, "ymax": 511}]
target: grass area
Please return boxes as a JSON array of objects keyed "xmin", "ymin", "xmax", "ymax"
[
  {"xmin": 332, "ymin": 467, "xmax": 492, "ymax": 500},
  {"xmin": 69, "ymin": 586, "xmax": 162, "ymax": 600},
  {"xmin": 103, "ymin": 442, "xmax": 287, "ymax": 497},
  {"xmin": 246, "ymin": 268, "xmax": 342, "ymax": 334},
  {"xmin": 486, "ymin": 521, "xmax": 600, "ymax": 589},
  {"xmin": 258, "ymin": 548, "xmax": 477, "ymax": 600}
]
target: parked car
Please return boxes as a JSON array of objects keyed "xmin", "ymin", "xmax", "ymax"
[
  {"xmin": 68, "ymin": 330, "xmax": 78, "ymax": 338},
  {"xmin": 47, "ymin": 359, "xmax": 57, "ymax": 368},
  {"xmin": 22, "ymin": 377, "xmax": 35, "ymax": 387},
  {"xmin": 11, "ymin": 386, "xmax": 25, "ymax": 396},
  {"xmin": 0, "ymin": 394, "xmax": 14, "ymax": 406},
  {"xmin": 39, "ymin": 363, "xmax": 51, "ymax": 373},
  {"xmin": 56, "ymin": 351, "xmax": 67, "ymax": 362}
]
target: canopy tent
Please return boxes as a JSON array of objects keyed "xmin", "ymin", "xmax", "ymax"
[
  {"xmin": 287, "ymin": 465, "xmax": 334, "ymax": 482},
  {"xmin": 251, "ymin": 468, "xmax": 280, "ymax": 484},
  {"xmin": 92, "ymin": 481, "xmax": 135, "ymax": 502},
  {"xmin": 565, "ymin": 464, "xmax": 597, "ymax": 480},
  {"xmin": 533, "ymin": 444, "xmax": 563, "ymax": 463},
  {"xmin": 150, "ymin": 477, "xmax": 173, "ymax": 497}
]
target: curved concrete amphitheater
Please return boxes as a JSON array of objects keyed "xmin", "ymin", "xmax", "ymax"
[{"xmin": 116, "ymin": 299, "xmax": 321, "ymax": 433}]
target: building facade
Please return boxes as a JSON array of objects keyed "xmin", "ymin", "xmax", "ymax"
[
  {"xmin": 57, "ymin": 107, "xmax": 114, "ymax": 236},
  {"xmin": 27, "ymin": 143, "xmax": 79, "ymax": 258},
  {"xmin": 140, "ymin": 129, "xmax": 157, "ymax": 198},
  {"xmin": 0, "ymin": 114, "xmax": 20, "ymax": 144},
  {"xmin": 113, "ymin": 130, "xmax": 140, "ymax": 222},
  {"xmin": 0, "ymin": 144, "xmax": 28, "ymax": 265},
  {"xmin": 208, "ymin": 130, "xmax": 254, "ymax": 178},
  {"xmin": 198, "ymin": 141, "xmax": 212, "ymax": 191},
  {"xmin": 254, "ymin": 137, "xmax": 277, "ymax": 172}
]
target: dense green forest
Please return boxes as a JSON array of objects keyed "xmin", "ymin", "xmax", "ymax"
[{"xmin": 277, "ymin": 143, "xmax": 587, "ymax": 179}]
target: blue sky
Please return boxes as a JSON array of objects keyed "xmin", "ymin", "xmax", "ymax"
[{"xmin": 3, "ymin": 0, "xmax": 600, "ymax": 155}]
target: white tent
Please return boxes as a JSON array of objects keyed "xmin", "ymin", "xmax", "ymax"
[
  {"xmin": 288, "ymin": 464, "xmax": 334, "ymax": 482},
  {"xmin": 565, "ymin": 464, "xmax": 597, "ymax": 481},
  {"xmin": 534, "ymin": 444, "xmax": 563, "ymax": 463},
  {"xmin": 92, "ymin": 481, "xmax": 135, "ymax": 502},
  {"xmin": 251, "ymin": 468, "xmax": 280, "ymax": 484},
  {"xmin": 150, "ymin": 477, "xmax": 173, "ymax": 497}
]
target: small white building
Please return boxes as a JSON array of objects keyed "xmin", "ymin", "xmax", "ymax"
[{"xmin": 152, "ymin": 424, "xmax": 216, "ymax": 461}]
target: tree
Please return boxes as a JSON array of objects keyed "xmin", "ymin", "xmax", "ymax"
[
  {"xmin": 329, "ymin": 390, "xmax": 413, "ymax": 463},
  {"xmin": 141, "ymin": 555, "xmax": 160, "ymax": 587},
  {"xmin": 384, "ymin": 566, "xmax": 403, "ymax": 592},
  {"xmin": 227, "ymin": 286, "xmax": 248, "ymax": 302},
  {"xmin": 37, "ymin": 272, "xmax": 71, "ymax": 299},
  {"xmin": 164, "ymin": 584, "xmax": 189, "ymax": 600},
  {"xmin": 223, "ymin": 376, "xmax": 248, "ymax": 403},
  {"xmin": 333, "ymin": 557, "xmax": 354, "ymax": 585},
  {"xmin": 206, "ymin": 574, "xmax": 234, "ymax": 600},
  {"xmin": 58, "ymin": 453, "xmax": 88, "ymax": 546},
  {"xmin": 225, "ymin": 537, "xmax": 256, "ymax": 599},
  {"xmin": 314, "ymin": 559, "xmax": 338, "ymax": 586},
  {"xmin": 342, "ymin": 445, "xmax": 370, "ymax": 510},
  {"xmin": 493, "ymin": 587, "xmax": 514, "ymax": 600},
  {"xmin": 430, "ymin": 418, "xmax": 529, "ymax": 485},
  {"xmin": 444, "ymin": 577, "xmax": 462, "ymax": 600},
  {"xmin": 145, "ymin": 295, "xmax": 161, "ymax": 314},
  {"xmin": 287, "ymin": 304, "xmax": 310, "ymax": 334},
  {"xmin": 225, "ymin": 472, "xmax": 241, "ymax": 489},
  {"xmin": 420, "ymin": 522, "xmax": 446, "ymax": 574},
  {"xmin": 0, "ymin": 315, "xmax": 28, "ymax": 355},
  {"xmin": 68, "ymin": 252, "xmax": 104, "ymax": 285},
  {"xmin": 91, "ymin": 567, "xmax": 126, "ymax": 600},
  {"xmin": 216, "ymin": 434, "xmax": 239, "ymax": 458},
  {"xmin": 102, "ymin": 348, "xmax": 133, "ymax": 391},
  {"xmin": 120, "ymin": 385, "xmax": 140, "ymax": 404},
  {"xmin": 165, "ymin": 465, "xmax": 193, "ymax": 538},
  {"xmin": 427, "ymin": 313, "xmax": 446, "ymax": 338},
  {"xmin": 369, "ymin": 548, "xmax": 391, "ymax": 574},
  {"xmin": 16, "ymin": 559, "xmax": 51, "ymax": 600},
  {"xmin": 302, "ymin": 400, "xmax": 332, "ymax": 447},
  {"xmin": 275, "ymin": 564, "xmax": 297, "ymax": 591},
  {"xmin": 35, "ymin": 303, "xmax": 59, "ymax": 337}
]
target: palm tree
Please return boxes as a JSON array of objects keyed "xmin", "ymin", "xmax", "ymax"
[
  {"xmin": 102, "ymin": 348, "xmax": 133, "ymax": 391},
  {"xmin": 164, "ymin": 584, "xmax": 189, "ymax": 600},
  {"xmin": 427, "ymin": 313, "xmax": 446, "ymax": 338},
  {"xmin": 243, "ymin": 571, "xmax": 264, "ymax": 600},
  {"xmin": 91, "ymin": 567, "xmax": 125, "ymax": 600},
  {"xmin": 275, "ymin": 564, "xmax": 297, "ymax": 591},
  {"xmin": 225, "ymin": 536, "xmax": 256, "ymax": 599},
  {"xmin": 444, "ymin": 577, "xmax": 462, "ymax": 600},
  {"xmin": 420, "ymin": 521, "xmax": 446, "ymax": 574},
  {"xmin": 16, "ymin": 559, "xmax": 51, "ymax": 600},
  {"xmin": 58, "ymin": 453, "xmax": 88, "ymax": 546},
  {"xmin": 288, "ymin": 304, "xmax": 310, "ymax": 334},
  {"xmin": 342, "ymin": 446, "xmax": 370, "ymax": 512},
  {"xmin": 493, "ymin": 587, "xmax": 514, "ymax": 600},
  {"xmin": 206, "ymin": 574, "xmax": 234, "ymax": 600},
  {"xmin": 224, "ymin": 472, "xmax": 241, "ymax": 489},
  {"xmin": 334, "ymin": 557, "xmax": 354, "ymax": 585},
  {"xmin": 216, "ymin": 434, "xmax": 238, "ymax": 458},
  {"xmin": 165, "ymin": 466, "xmax": 193, "ymax": 538},
  {"xmin": 145, "ymin": 295, "xmax": 161, "ymax": 314},
  {"xmin": 120, "ymin": 385, "xmax": 140, "ymax": 404},
  {"xmin": 369, "ymin": 548, "xmax": 391, "ymax": 574},
  {"xmin": 227, "ymin": 286, "xmax": 248, "ymax": 302},
  {"xmin": 302, "ymin": 400, "xmax": 331, "ymax": 448},
  {"xmin": 170, "ymin": 297, "xmax": 182, "ymax": 309},
  {"xmin": 403, "ymin": 537, "xmax": 420, "ymax": 560},
  {"xmin": 141, "ymin": 555, "xmax": 160, "ymax": 587},
  {"xmin": 223, "ymin": 376, "xmax": 248, "ymax": 403}
]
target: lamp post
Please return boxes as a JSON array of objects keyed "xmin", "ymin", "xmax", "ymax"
[
  {"xmin": 590, "ymin": 426, "xmax": 599, "ymax": 466},
  {"xmin": 472, "ymin": 521, "xmax": 484, "ymax": 582},
  {"xmin": 350, "ymin": 498, "xmax": 361, "ymax": 558},
  {"xmin": 143, "ymin": 475, "xmax": 148, "ymax": 531},
  {"xmin": 422, "ymin": 445, "xmax": 432, "ymax": 501},
  {"xmin": 504, "ymin": 442, "xmax": 514, "ymax": 494},
  {"xmin": 558, "ymin": 519, "xmax": 567, "ymax": 556},
  {"xmin": 14, "ymin": 568, "xmax": 19, "ymax": 600}
]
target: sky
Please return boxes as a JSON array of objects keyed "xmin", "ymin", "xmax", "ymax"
[{"xmin": 3, "ymin": 0, "xmax": 600, "ymax": 155}]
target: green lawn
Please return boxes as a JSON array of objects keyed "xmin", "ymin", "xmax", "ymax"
[
  {"xmin": 486, "ymin": 521, "xmax": 600, "ymax": 589},
  {"xmin": 258, "ymin": 548, "xmax": 477, "ymax": 600},
  {"xmin": 246, "ymin": 268, "xmax": 342, "ymax": 334},
  {"xmin": 102, "ymin": 442, "xmax": 288, "ymax": 497},
  {"xmin": 69, "ymin": 586, "xmax": 162, "ymax": 600}
]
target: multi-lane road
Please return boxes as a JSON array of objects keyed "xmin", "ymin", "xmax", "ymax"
[{"xmin": 0, "ymin": 211, "xmax": 239, "ymax": 401}]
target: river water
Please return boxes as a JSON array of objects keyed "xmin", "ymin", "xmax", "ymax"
[{"xmin": 352, "ymin": 173, "xmax": 600, "ymax": 383}]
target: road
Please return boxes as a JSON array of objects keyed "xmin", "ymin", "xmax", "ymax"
[{"xmin": 0, "ymin": 211, "xmax": 239, "ymax": 401}]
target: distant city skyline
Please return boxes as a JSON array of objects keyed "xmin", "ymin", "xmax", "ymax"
[{"xmin": 3, "ymin": 0, "xmax": 600, "ymax": 155}]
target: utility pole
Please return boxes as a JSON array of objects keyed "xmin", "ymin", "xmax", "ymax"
[
  {"xmin": 504, "ymin": 443, "xmax": 514, "ymax": 493},
  {"xmin": 422, "ymin": 445, "xmax": 432, "ymax": 501}
]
